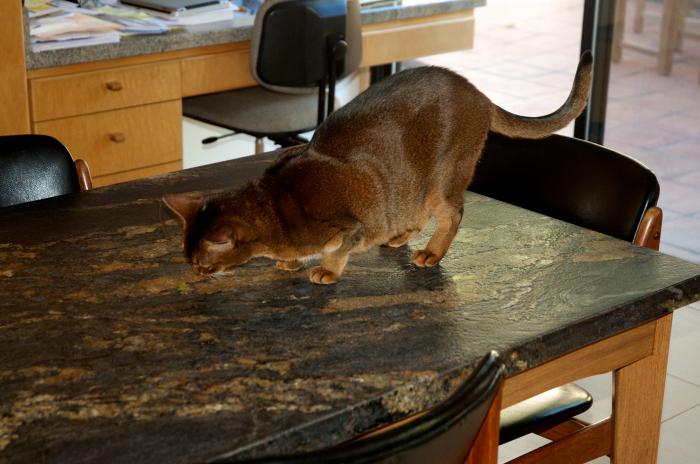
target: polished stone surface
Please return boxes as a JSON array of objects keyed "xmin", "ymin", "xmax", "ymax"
[
  {"xmin": 1, "ymin": 149, "xmax": 699, "ymax": 463},
  {"xmin": 25, "ymin": 0, "xmax": 485, "ymax": 70}
]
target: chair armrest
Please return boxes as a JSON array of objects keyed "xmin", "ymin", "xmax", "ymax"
[
  {"xmin": 633, "ymin": 206, "xmax": 663, "ymax": 251},
  {"xmin": 74, "ymin": 159, "xmax": 93, "ymax": 191}
]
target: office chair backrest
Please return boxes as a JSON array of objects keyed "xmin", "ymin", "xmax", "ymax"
[
  {"xmin": 211, "ymin": 351, "xmax": 505, "ymax": 464},
  {"xmin": 470, "ymin": 133, "xmax": 660, "ymax": 243},
  {"xmin": 250, "ymin": 0, "xmax": 362, "ymax": 94},
  {"xmin": 0, "ymin": 135, "xmax": 82, "ymax": 208}
]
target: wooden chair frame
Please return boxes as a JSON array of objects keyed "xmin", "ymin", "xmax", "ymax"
[
  {"xmin": 74, "ymin": 159, "xmax": 93, "ymax": 191},
  {"xmin": 503, "ymin": 205, "xmax": 664, "ymax": 464}
]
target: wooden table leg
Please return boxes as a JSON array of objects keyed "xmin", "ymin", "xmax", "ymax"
[{"xmin": 612, "ymin": 314, "xmax": 673, "ymax": 463}]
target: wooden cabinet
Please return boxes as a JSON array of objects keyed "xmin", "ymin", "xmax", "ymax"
[
  {"xmin": 34, "ymin": 101, "xmax": 182, "ymax": 187},
  {"xmin": 29, "ymin": 61, "xmax": 184, "ymax": 187}
]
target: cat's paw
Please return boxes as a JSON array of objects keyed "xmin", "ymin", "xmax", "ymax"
[
  {"xmin": 412, "ymin": 250, "xmax": 442, "ymax": 267},
  {"xmin": 309, "ymin": 266, "xmax": 339, "ymax": 284},
  {"xmin": 276, "ymin": 260, "xmax": 303, "ymax": 271}
]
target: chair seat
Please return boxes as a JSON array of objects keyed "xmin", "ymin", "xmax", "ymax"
[
  {"xmin": 499, "ymin": 383, "xmax": 592, "ymax": 444},
  {"xmin": 183, "ymin": 86, "xmax": 320, "ymax": 138}
]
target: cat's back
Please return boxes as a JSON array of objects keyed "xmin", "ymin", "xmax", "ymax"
[
  {"xmin": 310, "ymin": 66, "xmax": 483, "ymax": 154},
  {"xmin": 331, "ymin": 66, "xmax": 471, "ymax": 119}
]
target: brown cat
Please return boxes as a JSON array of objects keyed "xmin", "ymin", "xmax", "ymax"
[{"xmin": 164, "ymin": 52, "xmax": 592, "ymax": 284}]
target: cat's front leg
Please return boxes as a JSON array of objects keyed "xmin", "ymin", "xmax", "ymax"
[{"xmin": 309, "ymin": 222, "xmax": 364, "ymax": 285}]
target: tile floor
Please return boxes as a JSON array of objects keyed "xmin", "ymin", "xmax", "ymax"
[{"xmin": 410, "ymin": 0, "xmax": 700, "ymax": 462}]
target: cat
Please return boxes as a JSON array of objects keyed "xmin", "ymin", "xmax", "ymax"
[{"xmin": 163, "ymin": 51, "xmax": 592, "ymax": 284}]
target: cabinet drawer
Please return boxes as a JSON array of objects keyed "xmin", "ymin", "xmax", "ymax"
[
  {"xmin": 181, "ymin": 50, "xmax": 256, "ymax": 97},
  {"xmin": 34, "ymin": 101, "xmax": 182, "ymax": 178},
  {"xmin": 30, "ymin": 61, "xmax": 181, "ymax": 121}
]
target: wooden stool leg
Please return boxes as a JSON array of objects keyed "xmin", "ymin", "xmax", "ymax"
[
  {"xmin": 612, "ymin": 314, "xmax": 673, "ymax": 463},
  {"xmin": 633, "ymin": 0, "xmax": 646, "ymax": 32},
  {"xmin": 613, "ymin": 0, "xmax": 628, "ymax": 63},
  {"xmin": 255, "ymin": 138, "xmax": 264, "ymax": 154},
  {"xmin": 658, "ymin": 0, "xmax": 680, "ymax": 75}
]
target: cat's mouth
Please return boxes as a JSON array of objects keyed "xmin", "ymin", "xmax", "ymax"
[{"xmin": 193, "ymin": 265, "xmax": 225, "ymax": 276}]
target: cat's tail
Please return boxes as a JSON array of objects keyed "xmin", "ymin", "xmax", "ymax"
[{"xmin": 489, "ymin": 50, "xmax": 593, "ymax": 139}]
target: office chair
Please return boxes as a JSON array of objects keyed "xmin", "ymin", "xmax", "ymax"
[
  {"xmin": 469, "ymin": 133, "xmax": 662, "ymax": 457},
  {"xmin": 0, "ymin": 134, "xmax": 92, "ymax": 208},
  {"xmin": 210, "ymin": 351, "xmax": 505, "ymax": 464},
  {"xmin": 183, "ymin": 0, "xmax": 362, "ymax": 153}
]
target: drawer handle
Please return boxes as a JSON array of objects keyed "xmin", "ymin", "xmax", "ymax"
[
  {"xmin": 109, "ymin": 132, "xmax": 126, "ymax": 143},
  {"xmin": 105, "ymin": 81, "xmax": 123, "ymax": 91}
]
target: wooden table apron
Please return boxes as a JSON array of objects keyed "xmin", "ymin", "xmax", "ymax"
[{"xmin": 1, "ymin": 150, "xmax": 699, "ymax": 464}]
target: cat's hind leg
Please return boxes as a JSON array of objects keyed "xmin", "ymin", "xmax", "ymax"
[
  {"xmin": 412, "ymin": 203, "xmax": 463, "ymax": 267},
  {"xmin": 310, "ymin": 222, "xmax": 364, "ymax": 284}
]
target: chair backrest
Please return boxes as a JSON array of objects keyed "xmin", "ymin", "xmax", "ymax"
[
  {"xmin": 211, "ymin": 351, "xmax": 505, "ymax": 464},
  {"xmin": 0, "ymin": 134, "xmax": 81, "ymax": 208},
  {"xmin": 249, "ymin": 0, "xmax": 362, "ymax": 94},
  {"xmin": 469, "ymin": 133, "xmax": 660, "ymax": 243}
]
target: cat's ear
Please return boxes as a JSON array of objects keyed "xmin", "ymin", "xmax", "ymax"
[{"xmin": 162, "ymin": 192, "xmax": 204, "ymax": 228}]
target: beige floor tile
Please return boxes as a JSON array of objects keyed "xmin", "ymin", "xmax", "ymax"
[
  {"xmin": 676, "ymin": 168, "xmax": 700, "ymax": 188},
  {"xmin": 497, "ymin": 433, "xmax": 550, "ymax": 463},
  {"xmin": 658, "ymin": 405, "xmax": 700, "ymax": 464},
  {"xmin": 667, "ymin": 307, "xmax": 700, "ymax": 386},
  {"xmin": 575, "ymin": 372, "xmax": 700, "ymax": 424},
  {"xmin": 662, "ymin": 215, "xmax": 700, "ymax": 250},
  {"xmin": 661, "ymin": 242, "xmax": 700, "ymax": 264}
]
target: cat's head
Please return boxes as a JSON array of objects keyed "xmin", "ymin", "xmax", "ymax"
[{"xmin": 162, "ymin": 192, "xmax": 257, "ymax": 276}]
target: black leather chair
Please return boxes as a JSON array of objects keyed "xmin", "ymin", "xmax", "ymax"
[
  {"xmin": 0, "ymin": 134, "xmax": 92, "ymax": 208},
  {"xmin": 470, "ymin": 133, "xmax": 662, "ymax": 452},
  {"xmin": 210, "ymin": 351, "xmax": 505, "ymax": 464},
  {"xmin": 183, "ymin": 0, "xmax": 362, "ymax": 153}
]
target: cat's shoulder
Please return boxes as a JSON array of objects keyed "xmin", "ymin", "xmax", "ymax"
[{"xmin": 264, "ymin": 144, "xmax": 308, "ymax": 177}]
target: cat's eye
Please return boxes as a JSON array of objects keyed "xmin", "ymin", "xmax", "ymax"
[
  {"xmin": 202, "ymin": 239, "xmax": 234, "ymax": 252},
  {"xmin": 206, "ymin": 225, "xmax": 234, "ymax": 244}
]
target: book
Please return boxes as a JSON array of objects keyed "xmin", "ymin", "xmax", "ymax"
[{"xmin": 120, "ymin": 0, "xmax": 227, "ymax": 15}]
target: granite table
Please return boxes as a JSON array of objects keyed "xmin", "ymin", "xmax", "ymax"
[{"xmin": 1, "ymin": 150, "xmax": 700, "ymax": 463}]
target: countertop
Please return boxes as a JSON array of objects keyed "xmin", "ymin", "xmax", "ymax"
[
  {"xmin": 1, "ymin": 148, "xmax": 699, "ymax": 463},
  {"xmin": 25, "ymin": 0, "xmax": 486, "ymax": 70}
]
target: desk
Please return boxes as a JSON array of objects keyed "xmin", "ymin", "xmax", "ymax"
[
  {"xmin": 1, "ymin": 150, "xmax": 699, "ymax": 463},
  {"xmin": 1, "ymin": 0, "xmax": 483, "ymax": 187}
]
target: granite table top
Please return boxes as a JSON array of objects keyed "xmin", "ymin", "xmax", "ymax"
[
  {"xmin": 1, "ymin": 149, "xmax": 700, "ymax": 463},
  {"xmin": 25, "ymin": 0, "xmax": 486, "ymax": 70}
]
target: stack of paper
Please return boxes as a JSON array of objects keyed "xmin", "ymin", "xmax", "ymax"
[
  {"xmin": 25, "ymin": 0, "xmax": 61, "ymax": 18},
  {"xmin": 122, "ymin": 0, "xmax": 236, "ymax": 26},
  {"xmin": 94, "ymin": 5, "xmax": 169, "ymax": 34},
  {"xmin": 26, "ymin": 0, "xmax": 240, "ymax": 53},
  {"xmin": 30, "ymin": 12, "xmax": 123, "ymax": 52}
]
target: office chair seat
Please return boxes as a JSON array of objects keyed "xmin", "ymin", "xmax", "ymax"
[
  {"xmin": 0, "ymin": 134, "xmax": 92, "ymax": 208},
  {"xmin": 184, "ymin": 87, "xmax": 332, "ymax": 138},
  {"xmin": 184, "ymin": 0, "xmax": 361, "ymax": 150}
]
